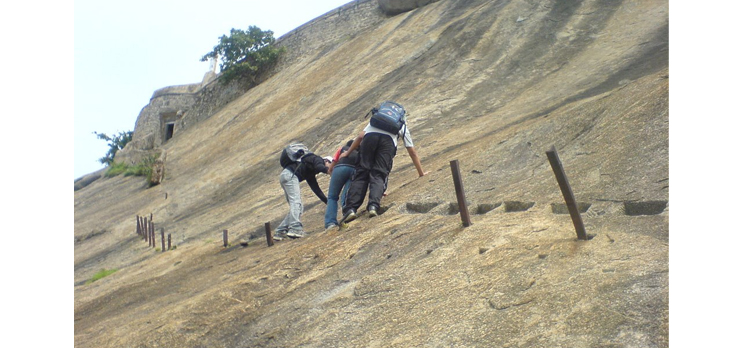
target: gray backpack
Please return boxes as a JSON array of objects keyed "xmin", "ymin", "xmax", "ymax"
[{"xmin": 279, "ymin": 143, "xmax": 310, "ymax": 169}]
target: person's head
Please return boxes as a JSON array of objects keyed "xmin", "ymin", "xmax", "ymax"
[
  {"xmin": 323, "ymin": 156, "xmax": 333, "ymax": 165},
  {"xmin": 345, "ymin": 140, "xmax": 354, "ymax": 148}
]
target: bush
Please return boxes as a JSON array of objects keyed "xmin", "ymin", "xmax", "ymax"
[{"xmin": 201, "ymin": 25, "xmax": 284, "ymax": 85}]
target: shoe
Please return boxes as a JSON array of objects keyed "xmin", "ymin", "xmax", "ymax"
[
  {"xmin": 325, "ymin": 224, "xmax": 338, "ymax": 231},
  {"xmin": 343, "ymin": 210, "xmax": 358, "ymax": 223},
  {"xmin": 287, "ymin": 230, "xmax": 305, "ymax": 238},
  {"xmin": 273, "ymin": 230, "xmax": 288, "ymax": 241},
  {"xmin": 368, "ymin": 205, "xmax": 378, "ymax": 218}
]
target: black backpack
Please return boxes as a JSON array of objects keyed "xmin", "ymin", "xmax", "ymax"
[
  {"xmin": 279, "ymin": 143, "xmax": 310, "ymax": 169},
  {"xmin": 368, "ymin": 101, "xmax": 406, "ymax": 135}
]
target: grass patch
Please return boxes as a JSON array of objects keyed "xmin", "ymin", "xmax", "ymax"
[
  {"xmin": 103, "ymin": 155, "xmax": 157, "ymax": 185},
  {"xmin": 86, "ymin": 268, "xmax": 118, "ymax": 285},
  {"xmin": 104, "ymin": 162, "xmax": 129, "ymax": 177}
]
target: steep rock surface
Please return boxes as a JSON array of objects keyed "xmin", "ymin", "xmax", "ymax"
[{"xmin": 74, "ymin": 0, "xmax": 669, "ymax": 347}]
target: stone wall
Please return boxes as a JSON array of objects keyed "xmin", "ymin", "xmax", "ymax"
[
  {"xmin": 378, "ymin": 0, "xmax": 440, "ymax": 15},
  {"xmin": 174, "ymin": 78, "xmax": 250, "ymax": 135},
  {"xmin": 273, "ymin": 0, "xmax": 383, "ymax": 69}
]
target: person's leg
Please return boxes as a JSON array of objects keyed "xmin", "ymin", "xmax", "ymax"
[
  {"xmin": 343, "ymin": 134, "xmax": 379, "ymax": 215},
  {"xmin": 278, "ymin": 169, "xmax": 303, "ymax": 235},
  {"xmin": 275, "ymin": 169, "xmax": 297, "ymax": 239},
  {"xmin": 340, "ymin": 167, "xmax": 354, "ymax": 210},
  {"xmin": 287, "ymin": 181, "xmax": 304, "ymax": 236},
  {"xmin": 325, "ymin": 166, "xmax": 351, "ymax": 228},
  {"xmin": 367, "ymin": 135, "xmax": 396, "ymax": 211},
  {"xmin": 342, "ymin": 168, "xmax": 368, "ymax": 219}
]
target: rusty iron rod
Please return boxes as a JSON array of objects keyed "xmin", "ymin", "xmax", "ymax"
[
  {"xmin": 450, "ymin": 160, "xmax": 472, "ymax": 227},
  {"xmin": 142, "ymin": 217, "xmax": 148, "ymax": 242},
  {"xmin": 223, "ymin": 229, "xmax": 228, "ymax": 248},
  {"xmin": 265, "ymin": 222, "xmax": 274, "ymax": 247},
  {"xmin": 148, "ymin": 220, "xmax": 152, "ymax": 246},
  {"xmin": 161, "ymin": 228, "xmax": 166, "ymax": 252},
  {"xmin": 546, "ymin": 146, "xmax": 588, "ymax": 240},
  {"xmin": 150, "ymin": 221, "xmax": 156, "ymax": 247}
]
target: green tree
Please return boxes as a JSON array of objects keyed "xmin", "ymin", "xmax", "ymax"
[
  {"xmin": 93, "ymin": 130, "xmax": 133, "ymax": 165},
  {"xmin": 201, "ymin": 25, "xmax": 284, "ymax": 85}
]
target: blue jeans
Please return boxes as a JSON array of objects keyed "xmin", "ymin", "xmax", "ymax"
[{"xmin": 324, "ymin": 165, "xmax": 354, "ymax": 227}]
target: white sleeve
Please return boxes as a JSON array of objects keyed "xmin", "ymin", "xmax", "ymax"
[{"xmin": 401, "ymin": 125, "xmax": 414, "ymax": 148}]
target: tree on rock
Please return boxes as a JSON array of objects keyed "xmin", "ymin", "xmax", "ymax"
[
  {"xmin": 201, "ymin": 25, "xmax": 284, "ymax": 85},
  {"xmin": 93, "ymin": 130, "xmax": 133, "ymax": 165}
]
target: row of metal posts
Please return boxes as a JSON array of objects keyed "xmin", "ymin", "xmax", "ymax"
[
  {"xmin": 135, "ymin": 214, "xmax": 172, "ymax": 251},
  {"xmin": 449, "ymin": 146, "xmax": 587, "ymax": 240}
]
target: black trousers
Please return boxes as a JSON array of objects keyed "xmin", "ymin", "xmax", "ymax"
[{"xmin": 343, "ymin": 133, "xmax": 396, "ymax": 213}]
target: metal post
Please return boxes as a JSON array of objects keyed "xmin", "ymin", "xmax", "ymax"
[
  {"xmin": 546, "ymin": 146, "xmax": 588, "ymax": 240},
  {"xmin": 265, "ymin": 222, "xmax": 274, "ymax": 247},
  {"xmin": 136, "ymin": 215, "xmax": 141, "ymax": 235},
  {"xmin": 450, "ymin": 160, "xmax": 472, "ymax": 227},
  {"xmin": 148, "ymin": 220, "xmax": 152, "ymax": 246},
  {"xmin": 142, "ymin": 217, "xmax": 148, "ymax": 242},
  {"xmin": 150, "ymin": 221, "xmax": 156, "ymax": 247},
  {"xmin": 168, "ymin": 234, "xmax": 172, "ymax": 250},
  {"xmin": 223, "ymin": 229, "xmax": 228, "ymax": 248},
  {"xmin": 161, "ymin": 228, "xmax": 166, "ymax": 252}
]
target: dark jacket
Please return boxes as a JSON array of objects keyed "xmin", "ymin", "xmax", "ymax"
[
  {"xmin": 336, "ymin": 145, "xmax": 359, "ymax": 168},
  {"xmin": 286, "ymin": 153, "xmax": 328, "ymax": 203}
]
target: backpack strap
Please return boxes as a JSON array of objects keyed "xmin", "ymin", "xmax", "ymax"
[
  {"xmin": 365, "ymin": 108, "xmax": 377, "ymax": 119},
  {"xmin": 289, "ymin": 152, "xmax": 314, "ymax": 179}
]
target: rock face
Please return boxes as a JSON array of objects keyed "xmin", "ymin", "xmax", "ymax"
[
  {"xmin": 74, "ymin": 0, "xmax": 669, "ymax": 347},
  {"xmin": 74, "ymin": 168, "xmax": 106, "ymax": 191},
  {"xmin": 149, "ymin": 150, "xmax": 167, "ymax": 186}
]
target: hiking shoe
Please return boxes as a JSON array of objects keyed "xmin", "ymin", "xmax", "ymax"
[
  {"xmin": 273, "ymin": 230, "xmax": 288, "ymax": 241},
  {"xmin": 325, "ymin": 223, "xmax": 339, "ymax": 231},
  {"xmin": 287, "ymin": 230, "xmax": 306, "ymax": 238},
  {"xmin": 368, "ymin": 205, "xmax": 378, "ymax": 218},
  {"xmin": 343, "ymin": 210, "xmax": 358, "ymax": 223}
]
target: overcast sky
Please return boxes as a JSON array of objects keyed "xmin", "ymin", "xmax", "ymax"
[{"xmin": 74, "ymin": 0, "xmax": 352, "ymax": 179}]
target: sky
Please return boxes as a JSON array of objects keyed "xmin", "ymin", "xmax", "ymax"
[{"xmin": 74, "ymin": 0, "xmax": 352, "ymax": 179}]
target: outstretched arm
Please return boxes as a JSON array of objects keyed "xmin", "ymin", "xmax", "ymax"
[
  {"xmin": 406, "ymin": 147, "xmax": 427, "ymax": 177},
  {"xmin": 306, "ymin": 176, "xmax": 328, "ymax": 204},
  {"xmin": 342, "ymin": 131, "xmax": 365, "ymax": 158}
]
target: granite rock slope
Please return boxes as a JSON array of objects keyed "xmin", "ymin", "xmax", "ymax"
[{"xmin": 74, "ymin": 0, "xmax": 669, "ymax": 347}]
